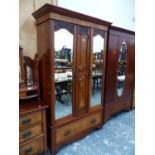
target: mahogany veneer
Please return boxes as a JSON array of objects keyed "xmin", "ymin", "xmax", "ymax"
[{"xmin": 104, "ymin": 26, "xmax": 135, "ymax": 122}]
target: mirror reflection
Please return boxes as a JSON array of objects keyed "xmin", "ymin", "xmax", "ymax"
[
  {"xmin": 90, "ymin": 33, "xmax": 104, "ymax": 107},
  {"xmin": 117, "ymin": 40, "xmax": 128, "ymax": 96},
  {"xmin": 26, "ymin": 65, "xmax": 33, "ymax": 86},
  {"xmin": 54, "ymin": 26, "xmax": 73, "ymax": 119}
]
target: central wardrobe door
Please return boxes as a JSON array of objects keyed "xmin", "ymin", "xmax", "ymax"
[
  {"xmin": 76, "ymin": 26, "xmax": 90, "ymax": 113},
  {"xmin": 54, "ymin": 21, "xmax": 74, "ymax": 120}
]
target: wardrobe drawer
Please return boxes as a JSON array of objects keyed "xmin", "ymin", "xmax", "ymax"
[
  {"xmin": 87, "ymin": 113, "xmax": 102, "ymax": 128},
  {"xmin": 56, "ymin": 118, "xmax": 89, "ymax": 144},
  {"xmin": 20, "ymin": 111, "xmax": 42, "ymax": 129},
  {"xmin": 56, "ymin": 122, "xmax": 81, "ymax": 144},
  {"xmin": 20, "ymin": 124, "xmax": 42, "ymax": 143},
  {"xmin": 56, "ymin": 113, "xmax": 102, "ymax": 144},
  {"xmin": 19, "ymin": 137, "xmax": 44, "ymax": 155}
]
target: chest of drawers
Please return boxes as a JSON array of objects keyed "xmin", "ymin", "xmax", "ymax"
[{"xmin": 19, "ymin": 101, "xmax": 48, "ymax": 155}]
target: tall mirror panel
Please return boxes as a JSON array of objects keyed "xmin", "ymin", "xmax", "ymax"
[
  {"xmin": 54, "ymin": 21, "xmax": 74, "ymax": 119},
  {"xmin": 117, "ymin": 40, "xmax": 128, "ymax": 96},
  {"xmin": 90, "ymin": 29, "xmax": 104, "ymax": 107}
]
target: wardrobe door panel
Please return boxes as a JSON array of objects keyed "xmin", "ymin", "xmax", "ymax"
[
  {"xmin": 76, "ymin": 26, "xmax": 89, "ymax": 112},
  {"xmin": 105, "ymin": 34, "xmax": 118, "ymax": 104},
  {"xmin": 77, "ymin": 34, "xmax": 88, "ymax": 71},
  {"xmin": 54, "ymin": 21, "xmax": 74, "ymax": 120}
]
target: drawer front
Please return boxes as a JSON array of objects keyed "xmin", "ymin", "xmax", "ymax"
[
  {"xmin": 20, "ymin": 124, "xmax": 42, "ymax": 143},
  {"xmin": 20, "ymin": 91, "xmax": 27, "ymax": 98},
  {"xmin": 56, "ymin": 113, "xmax": 102, "ymax": 144},
  {"xmin": 20, "ymin": 111, "xmax": 42, "ymax": 129},
  {"xmin": 19, "ymin": 137, "xmax": 44, "ymax": 155},
  {"xmin": 56, "ymin": 121, "xmax": 82, "ymax": 144},
  {"xmin": 87, "ymin": 113, "xmax": 102, "ymax": 128}
]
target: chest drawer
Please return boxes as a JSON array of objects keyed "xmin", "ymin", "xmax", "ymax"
[
  {"xmin": 19, "ymin": 136, "xmax": 44, "ymax": 155},
  {"xmin": 20, "ymin": 111, "xmax": 42, "ymax": 129},
  {"xmin": 56, "ymin": 112, "xmax": 102, "ymax": 144},
  {"xmin": 20, "ymin": 124, "xmax": 42, "ymax": 143}
]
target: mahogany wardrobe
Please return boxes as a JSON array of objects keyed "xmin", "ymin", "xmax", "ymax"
[
  {"xmin": 104, "ymin": 26, "xmax": 135, "ymax": 122},
  {"xmin": 33, "ymin": 4, "xmax": 111, "ymax": 154}
]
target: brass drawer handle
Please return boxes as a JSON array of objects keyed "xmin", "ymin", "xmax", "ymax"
[
  {"xmin": 25, "ymin": 147, "xmax": 33, "ymax": 154},
  {"xmin": 90, "ymin": 118, "xmax": 96, "ymax": 124},
  {"xmin": 22, "ymin": 131, "xmax": 32, "ymax": 138},
  {"xmin": 64, "ymin": 130, "xmax": 71, "ymax": 136},
  {"xmin": 22, "ymin": 118, "xmax": 31, "ymax": 125}
]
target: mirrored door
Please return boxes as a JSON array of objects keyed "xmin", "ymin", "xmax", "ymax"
[
  {"xmin": 117, "ymin": 40, "xmax": 128, "ymax": 96},
  {"xmin": 90, "ymin": 29, "xmax": 105, "ymax": 107},
  {"xmin": 54, "ymin": 21, "xmax": 74, "ymax": 120}
]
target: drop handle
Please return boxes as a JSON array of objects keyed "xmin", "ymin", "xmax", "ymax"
[
  {"xmin": 22, "ymin": 131, "xmax": 32, "ymax": 138},
  {"xmin": 90, "ymin": 118, "xmax": 96, "ymax": 124},
  {"xmin": 25, "ymin": 147, "xmax": 33, "ymax": 154},
  {"xmin": 22, "ymin": 118, "xmax": 31, "ymax": 125},
  {"xmin": 64, "ymin": 130, "xmax": 71, "ymax": 136}
]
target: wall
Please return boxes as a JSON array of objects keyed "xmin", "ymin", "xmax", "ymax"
[
  {"xmin": 19, "ymin": 0, "xmax": 134, "ymax": 57},
  {"xmin": 19, "ymin": 0, "xmax": 58, "ymax": 58},
  {"xmin": 59, "ymin": 0, "xmax": 135, "ymax": 31}
]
